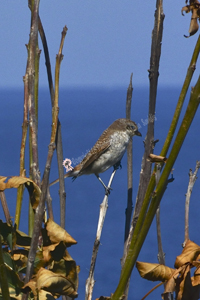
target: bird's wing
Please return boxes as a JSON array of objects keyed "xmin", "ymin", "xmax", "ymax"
[{"xmin": 79, "ymin": 140, "xmax": 110, "ymax": 172}]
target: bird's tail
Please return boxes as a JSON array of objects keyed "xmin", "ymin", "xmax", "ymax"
[{"xmin": 49, "ymin": 169, "xmax": 74, "ymax": 187}]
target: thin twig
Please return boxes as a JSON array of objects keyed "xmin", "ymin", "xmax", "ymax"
[
  {"xmin": 15, "ymin": 75, "xmax": 29, "ymax": 228},
  {"xmin": 124, "ymin": 73, "xmax": 133, "ymax": 243},
  {"xmin": 131, "ymin": 0, "xmax": 164, "ymax": 236},
  {"xmin": 155, "ymin": 164, "xmax": 165, "ymax": 266},
  {"xmin": 85, "ymin": 169, "xmax": 117, "ymax": 300},
  {"xmin": 38, "ymin": 15, "xmax": 66, "ymax": 228},
  {"xmin": 0, "ymin": 192, "xmax": 11, "ymax": 225},
  {"xmin": 184, "ymin": 161, "xmax": 200, "ymax": 246}
]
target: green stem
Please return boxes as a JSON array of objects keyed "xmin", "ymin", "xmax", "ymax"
[
  {"xmin": 0, "ymin": 237, "xmax": 10, "ymax": 300},
  {"xmin": 161, "ymin": 33, "xmax": 200, "ymax": 157},
  {"xmin": 129, "ymin": 33, "xmax": 200, "ymax": 247},
  {"xmin": 112, "ymin": 75, "xmax": 200, "ymax": 300}
]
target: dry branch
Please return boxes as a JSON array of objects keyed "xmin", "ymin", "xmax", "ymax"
[
  {"xmin": 184, "ymin": 160, "xmax": 200, "ymax": 245},
  {"xmin": 23, "ymin": 27, "xmax": 67, "ymax": 298},
  {"xmin": 85, "ymin": 169, "xmax": 117, "ymax": 300}
]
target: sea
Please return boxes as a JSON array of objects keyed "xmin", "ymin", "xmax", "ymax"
[{"xmin": 1, "ymin": 86, "xmax": 200, "ymax": 299}]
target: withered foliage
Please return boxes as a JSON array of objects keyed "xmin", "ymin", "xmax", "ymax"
[
  {"xmin": 136, "ymin": 240, "xmax": 200, "ymax": 299},
  {"xmin": 0, "ymin": 218, "xmax": 79, "ymax": 299},
  {"xmin": 0, "ymin": 174, "xmax": 79, "ymax": 299},
  {"xmin": 182, "ymin": 0, "xmax": 200, "ymax": 37}
]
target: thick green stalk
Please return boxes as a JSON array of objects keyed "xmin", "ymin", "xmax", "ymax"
[
  {"xmin": 161, "ymin": 33, "xmax": 200, "ymax": 156},
  {"xmin": 112, "ymin": 75, "xmax": 200, "ymax": 300},
  {"xmin": 128, "ymin": 33, "xmax": 200, "ymax": 246}
]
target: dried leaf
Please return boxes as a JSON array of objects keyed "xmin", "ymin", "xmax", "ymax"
[
  {"xmin": 136, "ymin": 261, "xmax": 174, "ymax": 282},
  {"xmin": 147, "ymin": 154, "xmax": 167, "ymax": 163},
  {"xmin": 36, "ymin": 267, "xmax": 78, "ymax": 298},
  {"xmin": 182, "ymin": 1, "xmax": 200, "ymax": 37},
  {"xmin": 0, "ymin": 176, "xmax": 41, "ymax": 209},
  {"xmin": 191, "ymin": 261, "xmax": 200, "ymax": 286},
  {"xmin": 175, "ymin": 240, "xmax": 200, "ymax": 268},
  {"xmin": 175, "ymin": 264, "xmax": 193, "ymax": 300},
  {"xmin": 37, "ymin": 290, "xmax": 56, "ymax": 300},
  {"xmin": 46, "ymin": 218, "xmax": 77, "ymax": 246},
  {"xmin": 50, "ymin": 258, "xmax": 79, "ymax": 291}
]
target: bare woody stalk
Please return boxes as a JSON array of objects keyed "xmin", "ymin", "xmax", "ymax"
[
  {"xmin": 22, "ymin": 27, "xmax": 67, "ymax": 297},
  {"xmin": 131, "ymin": 0, "xmax": 164, "ymax": 237},
  {"xmin": 85, "ymin": 170, "xmax": 117, "ymax": 300},
  {"xmin": 27, "ymin": 0, "xmax": 40, "ymax": 188},
  {"xmin": 38, "ymin": 14, "xmax": 66, "ymax": 228},
  {"xmin": 0, "ymin": 192, "xmax": 11, "ymax": 225},
  {"xmin": 124, "ymin": 73, "xmax": 133, "ymax": 243},
  {"xmin": 111, "ymin": 74, "xmax": 200, "ymax": 300},
  {"xmin": 184, "ymin": 160, "xmax": 200, "ymax": 245}
]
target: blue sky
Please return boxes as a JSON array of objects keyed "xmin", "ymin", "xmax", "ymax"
[{"xmin": 0, "ymin": 1, "xmax": 199, "ymax": 88}]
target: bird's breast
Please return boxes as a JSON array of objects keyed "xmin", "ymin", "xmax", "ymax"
[{"xmin": 89, "ymin": 131, "xmax": 130, "ymax": 174}]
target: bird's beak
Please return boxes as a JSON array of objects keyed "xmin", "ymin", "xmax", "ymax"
[{"xmin": 135, "ymin": 130, "xmax": 142, "ymax": 137}]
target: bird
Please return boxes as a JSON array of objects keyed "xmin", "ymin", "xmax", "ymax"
[{"xmin": 50, "ymin": 118, "xmax": 142, "ymax": 193}]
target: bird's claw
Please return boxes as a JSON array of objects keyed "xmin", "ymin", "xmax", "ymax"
[
  {"xmin": 113, "ymin": 161, "xmax": 122, "ymax": 170},
  {"xmin": 105, "ymin": 186, "xmax": 112, "ymax": 195}
]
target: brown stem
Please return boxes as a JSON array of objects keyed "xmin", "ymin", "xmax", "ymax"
[
  {"xmin": 0, "ymin": 192, "xmax": 11, "ymax": 225},
  {"xmin": 27, "ymin": 0, "xmax": 40, "ymax": 187},
  {"xmin": 124, "ymin": 73, "xmax": 133, "ymax": 243},
  {"xmin": 23, "ymin": 27, "xmax": 67, "ymax": 294},
  {"xmin": 38, "ymin": 16, "xmax": 66, "ymax": 228},
  {"xmin": 132, "ymin": 0, "xmax": 164, "ymax": 231}
]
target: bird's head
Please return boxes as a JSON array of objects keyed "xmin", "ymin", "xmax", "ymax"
[{"xmin": 125, "ymin": 120, "xmax": 142, "ymax": 137}]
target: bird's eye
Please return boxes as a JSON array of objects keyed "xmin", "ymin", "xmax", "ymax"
[{"xmin": 127, "ymin": 125, "xmax": 135, "ymax": 130}]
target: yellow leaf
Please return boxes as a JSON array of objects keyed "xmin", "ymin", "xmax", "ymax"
[
  {"xmin": 46, "ymin": 218, "xmax": 77, "ymax": 246},
  {"xmin": 175, "ymin": 240, "xmax": 200, "ymax": 268},
  {"xmin": 36, "ymin": 267, "xmax": 78, "ymax": 298},
  {"xmin": 0, "ymin": 176, "xmax": 41, "ymax": 209},
  {"xmin": 136, "ymin": 261, "xmax": 174, "ymax": 282}
]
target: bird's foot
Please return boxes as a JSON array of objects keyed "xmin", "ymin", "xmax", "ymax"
[
  {"xmin": 96, "ymin": 174, "xmax": 112, "ymax": 195},
  {"xmin": 105, "ymin": 186, "xmax": 112, "ymax": 196},
  {"xmin": 113, "ymin": 161, "xmax": 122, "ymax": 170},
  {"xmin": 72, "ymin": 176, "xmax": 77, "ymax": 182}
]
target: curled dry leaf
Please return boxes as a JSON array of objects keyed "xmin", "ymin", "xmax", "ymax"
[
  {"xmin": 46, "ymin": 218, "xmax": 77, "ymax": 246},
  {"xmin": 49, "ymin": 257, "xmax": 79, "ymax": 291},
  {"xmin": 37, "ymin": 290, "xmax": 56, "ymax": 300},
  {"xmin": 175, "ymin": 264, "xmax": 193, "ymax": 300},
  {"xmin": 136, "ymin": 261, "xmax": 175, "ymax": 282},
  {"xmin": 147, "ymin": 154, "xmax": 167, "ymax": 163},
  {"xmin": 191, "ymin": 261, "xmax": 200, "ymax": 286},
  {"xmin": 36, "ymin": 267, "xmax": 78, "ymax": 298},
  {"xmin": 182, "ymin": 0, "xmax": 200, "ymax": 37},
  {"xmin": 174, "ymin": 240, "xmax": 200, "ymax": 268},
  {"xmin": 0, "ymin": 175, "xmax": 41, "ymax": 209}
]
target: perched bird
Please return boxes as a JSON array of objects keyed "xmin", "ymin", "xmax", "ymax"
[{"xmin": 50, "ymin": 118, "xmax": 141, "ymax": 192}]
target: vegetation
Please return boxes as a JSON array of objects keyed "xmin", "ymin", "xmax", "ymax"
[{"xmin": 1, "ymin": 0, "xmax": 200, "ymax": 299}]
